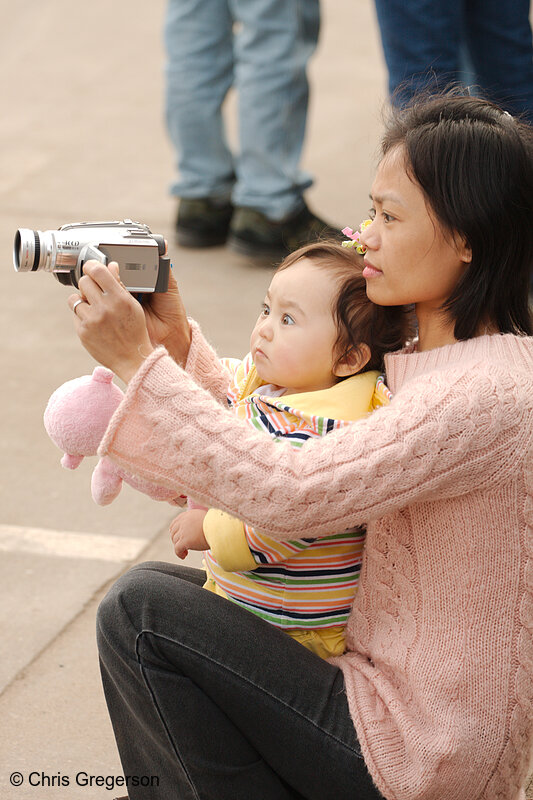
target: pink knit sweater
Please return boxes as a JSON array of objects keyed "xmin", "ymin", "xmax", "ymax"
[{"xmin": 99, "ymin": 323, "xmax": 533, "ymax": 800}]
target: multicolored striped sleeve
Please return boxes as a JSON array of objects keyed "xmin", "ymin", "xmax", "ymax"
[
  {"xmin": 223, "ymin": 353, "xmax": 256, "ymax": 407},
  {"xmin": 218, "ymin": 357, "xmax": 245, "ymax": 392}
]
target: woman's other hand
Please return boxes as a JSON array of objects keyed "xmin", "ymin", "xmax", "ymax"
[
  {"xmin": 69, "ymin": 260, "xmax": 154, "ymax": 383},
  {"xmin": 143, "ymin": 263, "xmax": 191, "ymax": 366}
]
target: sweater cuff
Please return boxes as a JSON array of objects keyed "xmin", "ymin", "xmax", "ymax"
[{"xmin": 203, "ymin": 509, "xmax": 257, "ymax": 572}]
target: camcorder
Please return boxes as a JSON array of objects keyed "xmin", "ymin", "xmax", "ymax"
[{"xmin": 13, "ymin": 219, "xmax": 170, "ymax": 293}]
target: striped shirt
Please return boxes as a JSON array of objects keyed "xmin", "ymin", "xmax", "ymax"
[{"xmin": 203, "ymin": 354, "xmax": 392, "ymax": 632}]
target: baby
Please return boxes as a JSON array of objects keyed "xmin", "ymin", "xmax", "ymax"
[{"xmin": 170, "ymin": 240, "xmax": 410, "ymax": 658}]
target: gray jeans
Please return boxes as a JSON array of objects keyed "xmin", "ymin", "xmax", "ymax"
[{"xmin": 97, "ymin": 562, "xmax": 382, "ymax": 800}]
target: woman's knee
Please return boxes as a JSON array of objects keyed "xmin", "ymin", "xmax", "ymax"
[
  {"xmin": 96, "ymin": 560, "xmax": 206, "ymax": 651},
  {"xmin": 97, "ymin": 563, "xmax": 160, "ymax": 644}
]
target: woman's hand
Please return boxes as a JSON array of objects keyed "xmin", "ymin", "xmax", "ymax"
[
  {"xmin": 142, "ymin": 266, "xmax": 191, "ymax": 366},
  {"xmin": 169, "ymin": 509, "xmax": 209, "ymax": 560},
  {"xmin": 68, "ymin": 260, "xmax": 154, "ymax": 383}
]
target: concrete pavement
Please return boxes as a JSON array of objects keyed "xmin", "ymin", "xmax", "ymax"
[{"xmin": 0, "ymin": 1, "xmax": 389, "ymax": 797}]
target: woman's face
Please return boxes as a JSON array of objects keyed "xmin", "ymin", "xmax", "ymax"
[{"xmin": 359, "ymin": 146, "xmax": 471, "ymax": 312}]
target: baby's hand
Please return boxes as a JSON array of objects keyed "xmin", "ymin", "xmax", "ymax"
[{"xmin": 169, "ymin": 509, "xmax": 209, "ymax": 560}]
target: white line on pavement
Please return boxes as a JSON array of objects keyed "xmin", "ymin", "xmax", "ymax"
[{"xmin": 0, "ymin": 524, "xmax": 147, "ymax": 563}]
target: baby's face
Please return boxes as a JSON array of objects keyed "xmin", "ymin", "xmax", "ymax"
[{"xmin": 250, "ymin": 258, "xmax": 340, "ymax": 395}]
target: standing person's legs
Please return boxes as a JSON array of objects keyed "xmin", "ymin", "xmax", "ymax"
[
  {"xmin": 373, "ymin": 0, "xmax": 463, "ymax": 105},
  {"xmin": 464, "ymin": 0, "xmax": 533, "ymax": 123},
  {"xmin": 226, "ymin": 0, "xmax": 339, "ymax": 263},
  {"xmin": 464, "ymin": 0, "xmax": 533, "ymax": 297},
  {"xmin": 164, "ymin": 0, "xmax": 235, "ymax": 199},
  {"xmin": 97, "ymin": 562, "xmax": 382, "ymax": 800},
  {"xmin": 229, "ymin": 0, "xmax": 319, "ymax": 221},
  {"xmin": 164, "ymin": 0, "xmax": 235, "ymax": 246}
]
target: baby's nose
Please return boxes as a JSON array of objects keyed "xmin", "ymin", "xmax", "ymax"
[{"xmin": 258, "ymin": 319, "xmax": 274, "ymax": 339}]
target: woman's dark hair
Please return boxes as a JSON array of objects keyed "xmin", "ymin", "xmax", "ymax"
[
  {"xmin": 381, "ymin": 91, "xmax": 533, "ymax": 338},
  {"xmin": 277, "ymin": 242, "xmax": 414, "ymax": 373}
]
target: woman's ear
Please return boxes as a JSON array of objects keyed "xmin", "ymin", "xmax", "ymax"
[
  {"xmin": 334, "ymin": 343, "xmax": 371, "ymax": 378},
  {"xmin": 457, "ymin": 235, "xmax": 472, "ymax": 265}
]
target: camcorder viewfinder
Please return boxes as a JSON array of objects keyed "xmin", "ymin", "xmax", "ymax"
[{"xmin": 13, "ymin": 219, "xmax": 170, "ymax": 293}]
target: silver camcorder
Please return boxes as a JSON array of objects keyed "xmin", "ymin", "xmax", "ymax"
[{"xmin": 13, "ymin": 219, "xmax": 170, "ymax": 293}]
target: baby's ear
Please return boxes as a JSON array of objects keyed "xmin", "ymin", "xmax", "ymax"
[{"xmin": 333, "ymin": 343, "xmax": 371, "ymax": 378}]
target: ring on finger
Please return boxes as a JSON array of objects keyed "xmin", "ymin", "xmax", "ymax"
[{"xmin": 72, "ymin": 298, "xmax": 85, "ymax": 315}]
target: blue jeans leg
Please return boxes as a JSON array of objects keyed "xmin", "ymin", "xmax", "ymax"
[
  {"xmin": 97, "ymin": 562, "xmax": 382, "ymax": 800},
  {"xmin": 229, "ymin": 0, "xmax": 320, "ymax": 220},
  {"xmin": 164, "ymin": 0, "xmax": 320, "ymax": 218},
  {"xmin": 164, "ymin": 0, "xmax": 236, "ymax": 201}
]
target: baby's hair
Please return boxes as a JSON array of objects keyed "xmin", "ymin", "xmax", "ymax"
[
  {"xmin": 276, "ymin": 242, "xmax": 413, "ymax": 373},
  {"xmin": 381, "ymin": 90, "xmax": 533, "ymax": 338}
]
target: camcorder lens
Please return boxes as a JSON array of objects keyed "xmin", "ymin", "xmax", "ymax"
[{"xmin": 14, "ymin": 229, "xmax": 41, "ymax": 272}]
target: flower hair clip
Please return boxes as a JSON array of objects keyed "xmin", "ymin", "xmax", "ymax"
[{"xmin": 341, "ymin": 218, "xmax": 372, "ymax": 254}]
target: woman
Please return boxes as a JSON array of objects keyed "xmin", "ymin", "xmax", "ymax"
[{"xmin": 71, "ymin": 94, "xmax": 533, "ymax": 800}]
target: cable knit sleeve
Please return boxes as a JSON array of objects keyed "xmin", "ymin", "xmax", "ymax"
[
  {"xmin": 183, "ymin": 319, "xmax": 232, "ymax": 403},
  {"xmin": 99, "ymin": 347, "xmax": 532, "ymax": 540}
]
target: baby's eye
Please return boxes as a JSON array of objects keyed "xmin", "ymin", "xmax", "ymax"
[
  {"xmin": 260, "ymin": 304, "xmax": 270, "ymax": 317},
  {"xmin": 281, "ymin": 314, "xmax": 295, "ymax": 326}
]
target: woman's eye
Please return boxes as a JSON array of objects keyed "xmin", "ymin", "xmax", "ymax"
[
  {"xmin": 281, "ymin": 314, "xmax": 295, "ymax": 325},
  {"xmin": 383, "ymin": 212, "xmax": 394, "ymax": 223},
  {"xmin": 368, "ymin": 208, "xmax": 376, "ymax": 220}
]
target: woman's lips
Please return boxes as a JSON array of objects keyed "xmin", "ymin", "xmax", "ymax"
[{"xmin": 362, "ymin": 260, "xmax": 382, "ymax": 279}]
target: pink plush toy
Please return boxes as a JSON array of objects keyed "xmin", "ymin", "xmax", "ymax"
[{"xmin": 44, "ymin": 366, "xmax": 184, "ymax": 507}]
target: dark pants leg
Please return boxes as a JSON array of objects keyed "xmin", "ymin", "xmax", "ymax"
[
  {"xmin": 465, "ymin": 0, "xmax": 533, "ymax": 123},
  {"xmin": 96, "ymin": 562, "xmax": 382, "ymax": 800},
  {"xmin": 373, "ymin": 0, "xmax": 533, "ymax": 122},
  {"xmin": 373, "ymin": 0, "xmax": 463, "ymax": 104}
]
